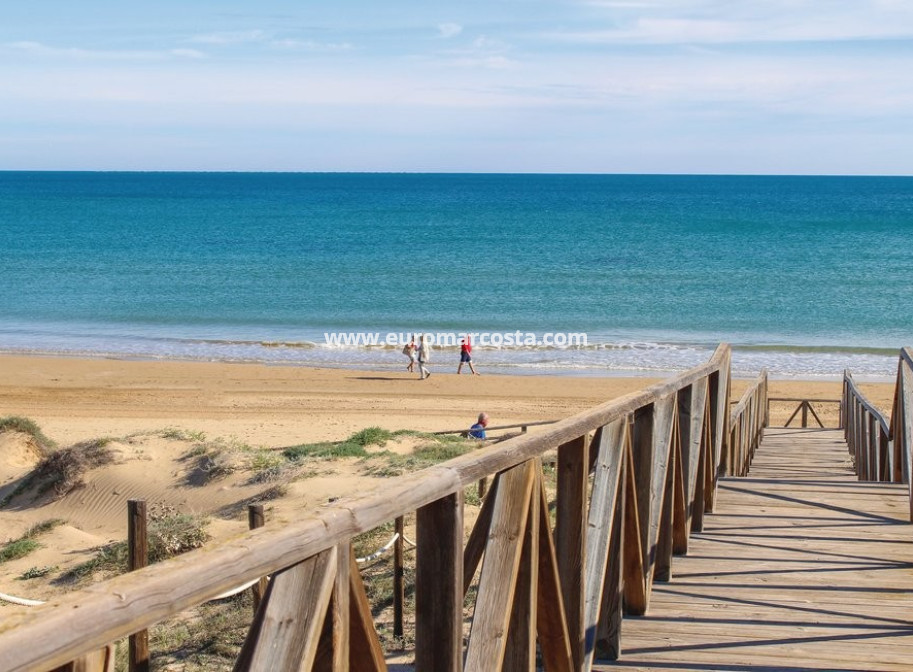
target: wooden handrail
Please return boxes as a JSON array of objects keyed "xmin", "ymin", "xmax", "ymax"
[
  {"xmin": 728, "ymin": 369, "xmax": 768, "ymax": 476},
  {"xmin": 0, "ymin": 344, "xmax": 738, "ymax": 672},
  {"xmin": 843, "ymin": 348, "xmax": 913, "ymax": 516},
  {"xmin": 432, "ymin": 419, "xmax": 559, "ymax": 436}
]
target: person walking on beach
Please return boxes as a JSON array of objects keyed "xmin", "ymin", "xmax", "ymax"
[
  {"xmin": 403, "ymin": 335, "xmax": 417, "ymax": 373},
  {"xmin": 469, "ymin": 412, "xmax": 489, "ymax": 439},
  {"xmin": 457, "ymin": 334, "xmax": 480, "ymax": 375},
  {"xmin": 417, "ymin": 333, "xmax": 431, "ymax": 379}
]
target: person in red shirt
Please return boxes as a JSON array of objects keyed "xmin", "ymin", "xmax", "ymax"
[{"xmin": 457, "ymin": 334, "xmax": 480, "ymax": 375}]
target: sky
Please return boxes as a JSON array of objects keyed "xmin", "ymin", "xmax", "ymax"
[{"xmin": 2, "ymin": 1, "xmax": 913, "ymax": 174}]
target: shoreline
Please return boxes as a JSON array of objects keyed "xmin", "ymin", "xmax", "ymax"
[{"xmin": 0, "ymin": 344, "xmax": 899, "ymax": 384}]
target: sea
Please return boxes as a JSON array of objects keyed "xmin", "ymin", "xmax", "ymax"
[{"xmin": 2, "ymin": 172, "xmax": 912, "ymax": 381}]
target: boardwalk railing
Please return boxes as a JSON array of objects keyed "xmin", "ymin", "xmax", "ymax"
[
  {"xmin": 0, "ymin": 344, "xmax": 751, "ymax": 672},
  {"xmin": 727, "ymin": 370, "xmax": 768, "ymax": 477},
  {"xmin": 843, "ymin": 348, "xmax": 913, "ymax": 518}
]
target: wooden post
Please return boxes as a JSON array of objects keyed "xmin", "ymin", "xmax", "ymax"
[
  {"xmin": 415, "ymin": 493, "xmax": 463, "ymax": 672},
  {"xmin": 128, "ymin": 500, "xmax": 149, "ymax": 672},
  {"xmin": 556, "ymin": 435, "xmax": 588, "ymax": 669},
  {"xmin": 393, "ymin": 516, "xmax": 405, "ymax": 639},
  {"xmin": 503, "ymin": 468, "xmax": 539, "ymax": 670},
  {"xmin": 801, "ymin": 401, "xmax": 808, "ymax": 428},
  {"xmin": 247, "ymin": 505, "xmax": 267, "ymax": 613}
]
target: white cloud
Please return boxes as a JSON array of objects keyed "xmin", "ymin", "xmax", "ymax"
[
  {"xmin": 562, "ymin": 0, "xmax": 913, "ymax": 44},
  {"xmin": 438, "ymin": 23, "xmax": 463, "ymax": 39},
  {"xmin": 189, "ymin": 30, "xmax": 267, "ymax": 45},
  {"xmin": 170, "ymin": 49, "xmax": 206, "ymax": 59},
  {"xmin": 4, "ymin": 41, "xmax": 207, "ymax": 61},
  {"xmin": 270, "ymin": 39, "xmax": 353, "ymax": 51}
]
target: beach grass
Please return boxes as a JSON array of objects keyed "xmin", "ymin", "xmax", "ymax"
[
  {"xmin": 0, "ymin": 415, "xmax": 57, "ymax": 452},
  {"xmin": 0, "ymin": 519, "xmax": 64, "ymax": 563}
]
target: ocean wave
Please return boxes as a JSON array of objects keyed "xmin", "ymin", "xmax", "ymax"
[{"xmin": 0, "ymin": 330, "xmax": 903, "ymax": 381}]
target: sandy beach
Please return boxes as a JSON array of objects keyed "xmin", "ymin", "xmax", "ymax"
[{"xmin": 0, "ymin": 353, "xmax": 896, "ymax": 606}]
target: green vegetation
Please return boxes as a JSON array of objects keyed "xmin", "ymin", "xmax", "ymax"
[
  {"xmin": 59, "ymin": 511, "xmax": 210, "ymax": 584},
  {"xmin": 0, "ymin": 415, "xmax": 57, "ymax": 452},
  {"xmin": 18, "ymin": 565, "xmax": 58, "ymax": 580},
  {"xmin": 0, "ymin": 538, "xmax": 40, "ymax": 563},
  {"xmin": 149, "ymin": 592, "xmax": 252, "ymax": 669},
  {"xmin": 0, "ymin": 519, "xmax": 64, "ymax": 563},
  {"xmin": 161, "ymin": 427, "xmax": 207, "ymax": 442},
  {"xmin": 283, "ymin": 426, "xmax": 401, "ymax": 460},
  {"xmin": 362, "ymin": 440, "xmax": 475, "ymax": 477}
]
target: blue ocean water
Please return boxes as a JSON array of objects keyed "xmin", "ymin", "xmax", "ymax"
[{"xmin": 2, "ymin": 172, "xmax": 912, "ymax": 379}]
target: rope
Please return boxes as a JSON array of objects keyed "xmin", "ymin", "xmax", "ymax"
[
  {"xmin": 0, "ymin": 591, "xmax": 45, "ymax": 607},
  {"xmin": 356, "ymin": 533, "xmax": 400, "ymax": 564}
]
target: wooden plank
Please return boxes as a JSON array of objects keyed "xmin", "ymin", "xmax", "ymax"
[
  {"xmin": 235, "ymin": 547, "xmax": 336, "ymax": 672},
  {"xmin": 314, "ymin": 543, "xmax": 350, "ymax": 672},
  {"xmin": 582, "ymin": 419, "xmax": 626, "ymax": 669},
  {"xmin": 622, "ymin": 436, "xmax": 647, "ymax": 616},
  {"xmin": 503, "ymin": 464, "xmax": 540, "ymax": 671},
  {"xmin": 534, "ymin": 478, "xmax": 574, "ymax": 672},
  {"xmin": 415, "ymin": 493, "xmax": 463, "ymax": 672},
  {"xmin": 50, "ymin": 646, "xmax": 114, "ymax": 672},
  {"xmin": 671, "ymin": 410, "xmax": 689, "ymax": 556},
  {"xmin": 465, "ymin": 461, "xmax": 535, "ymax": 671},
  {"xmin": 684, "ymin": 380, "xmax": 706, "ymax": 542},
  {"xmin": 595, "ymin": 451, "xmax": 626, "ymax": 662},
  {"xmin": 602, "ymin": 428, "xmax": 913, "ymax": 671},
  {"xmin": 347, "ymin": 546, "xmax": 387, "ymax": 672},
  {"xmin": 555, "ymin": 434, "xmax": 588, "ymax": 669},
  {"xmin": 646, "ymin": 395, "xmax": 675, "ymax": 588},
  {"xmin": 463, "ymin": 473, "xmax": 500, "ymax": 594}
]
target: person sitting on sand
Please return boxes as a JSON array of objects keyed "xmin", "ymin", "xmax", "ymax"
[
  {"xmin": 457, "ymin": 334, "xmax": 480, "ymax": 375},
  {"xmin": 468, "ymin": 412, "xmax": 489, "ymax": 439}
]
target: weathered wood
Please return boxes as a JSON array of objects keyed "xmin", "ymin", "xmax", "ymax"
[
  {"xmin": 235, "ymin": 547, "xmax": 337, "ymax": 672},
  {"xmin": 598, "ymin": 428, "xmax": 913, "ymax": 672},
  {"xmin": 392, "ymin": 516, "xmax": 404, "ymax": 640},
  {"xmin": 0, "ymin": 346, "xmax": 733, "ymax": 672},
  {"xmin": 248, "ymin": 504, "xmax": 267, "ymax": 614},
  {"xmin": 127, "ymin": 499, "xmax": 149, "ymax": 672},
  {"xmin": 671, "ymin": 409, "xmax": 688, "ymax": 556},
  {"xmin": 595, "ymin": 460, "xmax": 626, "ymax": 661},
  {"xmin": 583, "ymin": 419, "xmax": 626, "ymax": 669},
  {"xmin": 503, "ymin": 465, "xmax": 540, "ymax": 671},
  {"xmin": 555, "ymin": 435, "xmax": 588, "ymax": 669},
  {"xmin": 465, "ymin": 461, "xmax": 536, "ymax": 671},
  {"xmin": 347, "ymin": 546, "xmax": 387, "ymax": 672},
  {"xmin": 415, "ymin": 493, "xmax": 463, "ymax": 672},
  {"xmin": 653, "ymin": 401, "xmax": 677, "ymax": 583},
  {"xmin": 534, "ymin": 479, "xmax": 574, "ymax": 672},
  {"xmin": 645, "ymin": 395, "xmax": 675, "ymax": 589},
  {"xmin": 463, "ymin": 473, "xmax": 500, "ymax": 595},
  {"xmin": 51, "ymin": 646, "xmax": 114, "ymax": 672},
  {"xmin": 622, "ymin": 437, "xmax": 647, "ymax": 616},
  {"xmin": 313, "ymin": 543, "xmax": 350, "ymax": 672}
]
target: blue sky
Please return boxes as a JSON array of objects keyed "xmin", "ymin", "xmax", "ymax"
[{"xmin": 2, "ymin": 1, "xmax": 913, "ymax": 174}]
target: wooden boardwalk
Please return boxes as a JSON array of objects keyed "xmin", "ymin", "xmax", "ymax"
[{"xmin": 598, "ymin": 428, "xmax": 913, "ymax": 672}]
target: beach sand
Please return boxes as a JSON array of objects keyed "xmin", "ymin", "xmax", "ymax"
[{"xmin": 0, "ymin": 353, "xmax": 895, "ymax": 606}]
